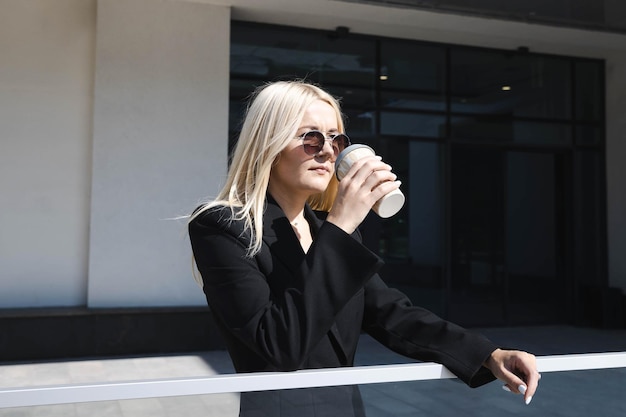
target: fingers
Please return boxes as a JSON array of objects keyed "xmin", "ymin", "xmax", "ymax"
[
  {"xmin": 522, "ymin": 366, "xmax": 541, "ymax": 405},
  {"xmin": 487, "ymin": 349, "xmax": 540, "ymax": 406},
  {"xmin": 327, "ymin": 155, "xmax": 400, "ymax": 233},
  {"xmin": 345, "ymin": 157, "xmax": 398, "ymax": 199},
  {"xmin": 344, "ymin": 155, "xmax": 395, "ymax": 188}
]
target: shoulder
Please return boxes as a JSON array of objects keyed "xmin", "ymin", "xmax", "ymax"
[{"xmin": 189, "ymin": 204, "xmax": 248, "ymax": 241}]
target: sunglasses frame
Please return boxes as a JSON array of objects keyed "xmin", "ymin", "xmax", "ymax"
[{"xmin": 296, "ymin": 130, "xmax": 351, "ymax": 157}]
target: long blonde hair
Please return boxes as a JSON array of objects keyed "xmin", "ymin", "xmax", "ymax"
[{"xmin": 191, "ymin": 80, "xmax": 344, "ymax": 256}]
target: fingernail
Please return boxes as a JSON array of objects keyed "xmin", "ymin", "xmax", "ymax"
[
  {"xmin": 518, "ymin": 385, "xmax": 527, "ymax": 395},
  {"xmin": 502, "ymin": 385, "xmax": 511, "ymax": 392},
  {"xmin": 525, "ymin": 396, "xmax": 533, "ymax": 405}
]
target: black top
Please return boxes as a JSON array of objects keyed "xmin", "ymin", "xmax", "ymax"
[{"xmin": 189, "ymin": 196, "xmax": 498, "ymax": 388}]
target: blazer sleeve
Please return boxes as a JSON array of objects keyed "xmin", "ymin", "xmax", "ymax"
[
  {"xmin": 362, "ymin": 275, "xmax": 498, "ymax": 388},
  {"xmin": 189, "ymin": 207, "xmax": 383, "ymax": 371}
]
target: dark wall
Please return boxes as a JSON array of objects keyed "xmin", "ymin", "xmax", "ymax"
[{"xmin": 0, "ymin": 307, "xmax": 226, "ymax": 362}]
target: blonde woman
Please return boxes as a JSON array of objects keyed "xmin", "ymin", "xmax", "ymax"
[{"xmin": 189, "ymin": 80, "xmax": 539, "ymax": 416}]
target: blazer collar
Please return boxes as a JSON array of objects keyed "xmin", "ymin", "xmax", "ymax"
[
  {"xmin": 262, "ymin": 194, "xmax": 323, "ymax": 237},
  {"xmin": 262, "ymin": 194, "xmax": 323, "ymax": 272},
  {"xmin": 262, "ymin": 195, "xmax": 350, "ymax": 363}
]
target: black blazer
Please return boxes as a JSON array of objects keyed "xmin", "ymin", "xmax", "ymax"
[{"xmin": 189, "ymin": 197, "xmax": 497, "ymax": 388}]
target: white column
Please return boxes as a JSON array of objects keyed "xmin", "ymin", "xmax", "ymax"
[
  {"xmin": 0, "ymin": 0, "xmax": 96, "ymax": 307},
  {"xmin": 88, "ymin": 0, "xmax": 230, "ymax": 307}
]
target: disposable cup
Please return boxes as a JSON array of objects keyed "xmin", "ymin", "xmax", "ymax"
[{"xmin": 335, "ymin": 144, "xmax": 405, "ymax": 218}]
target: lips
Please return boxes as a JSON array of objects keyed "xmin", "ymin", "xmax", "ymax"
[{"xmin": 310, "ymin": 165, "xmax": 331, "ymax": 173}]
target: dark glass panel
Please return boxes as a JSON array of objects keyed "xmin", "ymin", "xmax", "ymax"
[
  {"xmin": 380, "ymin": 40, "xmax": 445, "ymax": 91},
  {"xmin": 231, "ymin": 23, "xmax": 376, "ymax": 87},
  {"xmin": 450, "ymin": 117, "xmax": 572, "ymax": 145},
  {"xmin": 325, "ymin": 85, "xmax": 375, "ymax": 108},
  {"xmin": 228, "ymin": 21, "xmax": 607, "ymax": 328},
  {"xmin": 380, "ymin": 90, "xmax": 446, "ymax": 112},
  {"xmin": 229, "ymin": 79, "xmax": 264, "ymax": 132},
  {"xmin": 575, "ymin": 60, "xmax": 604, "ymax": 122},
  {"xmin": 450, "ymin": 147, "xmax": 568, "ymax": 325},
  {"xmin": 449, "ymin": 147, "xmax": 506, "ymax": 326},
  {"xmin": 451, "ymin": 49, "xmax": 572, "ymax": 119},
  {"xmin": 379, "ymin": 40, "xmax": 446, "ymax": 112},
  {"xmin": 342, "ymin": 108, "xmax": 377, "ymax": 139},
  {"xmin": 573, "ymin": 151, "xmax": 605, "ymax": 287},
  {"xmin": 361, "ymin": 140, "xmax": 445, "ymax": 316},
  {"xmin": 505, "ymin": 151, "xmax": 567, "ymax": 324},
  {"xmin": 576, "ymin": 124, "xmax": 603, "ymax": 145},
  {"xmin": 380, "ymin": 112, "xmax": 446, "ymax": 137}
]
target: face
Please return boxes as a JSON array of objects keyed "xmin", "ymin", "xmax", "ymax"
[{"xmin": 269, "ymin": 99, "xmax": 340, "ymax": 202}]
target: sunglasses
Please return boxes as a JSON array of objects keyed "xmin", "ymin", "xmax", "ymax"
[{"xmin": 296, "ymin": 130, "xmax": 351, "ymax": 157}]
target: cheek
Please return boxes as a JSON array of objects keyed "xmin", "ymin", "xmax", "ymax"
[{"xmin": 272, "ymin": 151, "xmax": 305, "ymax": 180}]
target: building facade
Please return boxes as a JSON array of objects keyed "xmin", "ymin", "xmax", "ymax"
[{"xmin": 1, "ymin": 0, "xmax": 625, "ymax": 359}]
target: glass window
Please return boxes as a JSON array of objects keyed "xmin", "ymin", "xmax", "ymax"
[
  {"xmin": 449, "ymin": 146, "xmax": 506, "ymax": 326},
  {"xmin": 229, "ymin": 21, "xmax": 606, "ymax": 327},
  {"xmin": 231, "ymin": 23, "xmax": 376, "ymax": 87},
  {"xmin": 381, "ymin": 112, "xmax": 446, "ymax": 137},
  {"xmin": 360, "ymin": 139, "xmax": 445, "ymax": 316},
  {"xmin": 326, "ymin": 85, "xmax": 376, "ymax": 109},
  {"xmin": 450, "ymin": 49, "xmax": 572, "ymax": 119},
  {"xmin": 450, "ymin": 117, "xmax": 572, "ymax": 145},
  {"xmin": 573, "ymin": 151, "xmax": 606, "ymax": 287},
  {"xmin": 381, "ymin": 90, "xmax": 446, "ymax": 112},
  {"xmin": 380, "ymin": 40, "xmax": 446, "ymax": 111},
  {"xmin": 575, "ymin": 60, "xmax": 604, "ymax": 122},
  {"xmin": 342, "ymin": 108, "xmax": 377, "ymax": 139},
  {"xmin": 576, "ymin": 124, "xmax": 603, "ymax": 145},
  {"xmin": 505, "ymin": 151, "xmax": 567, "ymax": 324}
]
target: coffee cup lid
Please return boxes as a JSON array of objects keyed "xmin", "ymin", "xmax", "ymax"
[{"xmin": 335, "ymin": 144, "xmax": 375, "ymax": 180}]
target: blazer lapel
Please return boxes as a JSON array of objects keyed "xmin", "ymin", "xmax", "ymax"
[
  {"xmin": 262, "ymin": 196, "xmax": 306, "ymax": 277},
  {"xmin": 262, "ymin": 196, "xmax": 351, "ymax": 365},
  {"xmin": 302, "ymin": 203, "xmax": 350, "ymax": 365}
]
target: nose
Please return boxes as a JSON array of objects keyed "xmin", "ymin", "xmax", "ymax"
[{"xmin": 317, "ymin": 138, "xmax": 336, "ymax": 160}]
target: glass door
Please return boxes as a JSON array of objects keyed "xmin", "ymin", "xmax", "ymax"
[{"xmin": 448, "ymin": 146, "xmax": 570, "ymax": 326}]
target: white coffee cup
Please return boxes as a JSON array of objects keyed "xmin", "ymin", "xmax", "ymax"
[{"xmin": 335, "ymin": 144, "xmax": 405, "ymax": 218}]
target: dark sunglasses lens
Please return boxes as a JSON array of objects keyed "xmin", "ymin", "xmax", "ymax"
[
  {"xmin": 333, "ymin": 134, "xmax": 349, "ymax": 153},
  {"xmin": 302, "ymin": 131, "xmax": 325, "ymax": 155}
]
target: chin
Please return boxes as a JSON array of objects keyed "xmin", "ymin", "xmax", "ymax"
[{"xmin": 304, "ymin": 181, "xmax": 330, "ymax": 195}]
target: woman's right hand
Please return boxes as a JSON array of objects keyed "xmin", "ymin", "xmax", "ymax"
[{"xmin": 326, "ymin": 155, "xmax": 401, "ymax": 234}]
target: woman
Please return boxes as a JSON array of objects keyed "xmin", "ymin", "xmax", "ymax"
[{"xmin": 189, "ymin": 80, "xmax": 540, "ymax": 416}]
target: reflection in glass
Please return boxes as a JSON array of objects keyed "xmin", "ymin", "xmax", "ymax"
[
  {"xmin": 231, "ymin": 23, "xmax": 376, "ymax": 87},
  {"xmin": 575, "ymin": 60, "xmax": 604, "ymax": 122},
  {"xmin": 505, "ymin": 151, "xmax": 566, "ymax": 325},
  {"xmin": 379, "ymin": 40, "xmax": 445, "ymax": 112},
  {"xmin": 380, "ymin": 40, "xmax": 445, "ymax": 91},
  {"xmin": 450, "ymin": 147, "xmax": 505, "ymax": 326},
  {"xmin": 228, "ymin": 22, "xmax": 606, "ymax": 328},
  {"xmin": 358, "ymin": 140, "xmax": 445, "ymax": 316},
  {"xmin": 450, "ymin": 147, "xmax": 568, "ymax": 326},
  {"xmin": 380, "ymin": 90, "xmax": 445, "ymax": 112},
  {"xmin": 576, "ymin": 124, "xmax": 603, "ymax": 145},
  {"xmin": 381, "ymin": 112, "xmax": 446, "ymax": 137},
  {"xmin": 450, "ymin": 117, "xmax": 572, "ymax": 145},
  {"xmin": 450, "ymin": 49, "xmax": 571, "ymax": 119},
  {"xmin": 573, "ymin": 151, "xmax": 609, "ymax": 326}
]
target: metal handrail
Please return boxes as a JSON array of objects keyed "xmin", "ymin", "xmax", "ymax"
[{"xmin": 1, "ymin": 352, "xmax": 625, "ymax": 408}]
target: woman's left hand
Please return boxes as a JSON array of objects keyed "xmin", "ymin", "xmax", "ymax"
[{"xmin": 484, "ymin": 348, "xmax": 541, "ymax": 405}]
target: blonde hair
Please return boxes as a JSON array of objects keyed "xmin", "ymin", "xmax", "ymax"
[{"xmin": 191, "ymin": 80, "xmax": 345, "ymax": 256}]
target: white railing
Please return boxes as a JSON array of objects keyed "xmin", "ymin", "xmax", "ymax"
[{"xmin": 1, "ymin": 352, "xmax": 625, "ymax": 408}]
